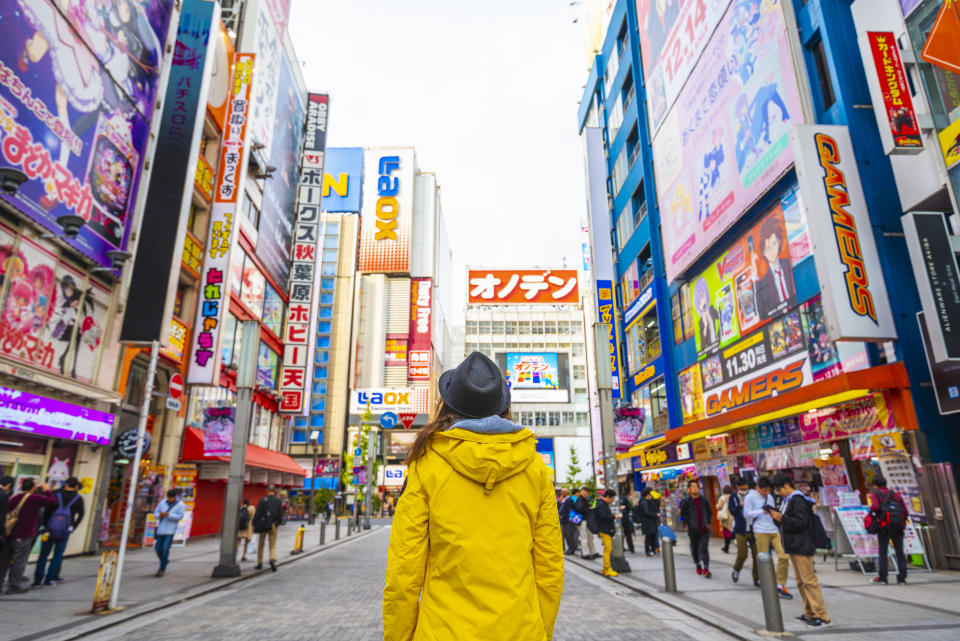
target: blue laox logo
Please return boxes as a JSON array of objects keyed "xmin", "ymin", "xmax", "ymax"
[{"xmin": 357, "ymin": 391, "xmax": 410, "ymax": 405}]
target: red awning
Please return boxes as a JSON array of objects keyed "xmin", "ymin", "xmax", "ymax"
[{"xmin": 181, "ymin": 427, "xmax": 306, "ymax": 476}]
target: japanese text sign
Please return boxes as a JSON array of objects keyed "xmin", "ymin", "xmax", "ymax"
[
  {"xmin": 865, "ymin": 32, "xmax": 923, "ymax": 153},
  {"xmin": 187, "ymin": 53, "xmax": 255, "ymax": 384},
  {"xmin": 595, "ymin": 279, "xmax": 622, "ymax": 399},
  {"xmin": 468, "ymin": 269, "xmax": 579, "ymax": 304},
  {"xmin": 0, "ymin": 385, "xmax": 114, "ymax": 445},
  {"xmin": 408, "ymin": 277, "xmax": 432, "ymax": 381},
  {"xmin": 280, "ymin": 93, "xmax": 328, "ymax": 414}
]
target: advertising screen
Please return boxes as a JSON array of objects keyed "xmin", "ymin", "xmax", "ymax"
[
  {"xmin": 359, "ymin": 148, "xmax": 414, "ymax": 273},
  {"xmin": 0, "ymin": 0, "xmax": 175, "ymax": 268},
  {"xmin": 653, "ymin": 1, "xmax": 803, "ymax": 282},
  {"xmin": 499, "ymin": 353, "xmax": 570, "ymax": 403}
]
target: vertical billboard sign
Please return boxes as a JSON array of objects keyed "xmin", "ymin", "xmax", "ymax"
[
  {"xmin": 654, "ymin": 1, "xmax": 803, "ymax": 283},
  {"xmin": 791, "ymin": 124, "xmax": 897, "ymax": 342},
  {"xmin": 187, "ymin": 53, "xmax": 256, "ymax": 384},
  {"xmin": 321, "ymin": 148, "xmax": 364, "ymax": 212},
  {"xmin": 121, "ymin": 0, "xmax": 218, "ymax": 343},
  {"xmin": 358, "ymin": 148, "xmax": 415, "ymax": 273},
  {"xmin": 0, "ymin": 0, "xmax": 175, "ymax": 268},
  {"xmin": 408, "ymin": 277, "xmax": 432, "ymax": 381},
  {"xmin": 596, "ymin": 280, "xmax": 622, "ymax": 400},
  {"xmin": 279, "ymin": 93, "xmax": 328, "ymax": 414},
  {"xmin": 635, "ymin": 0, "xmax": 732, "ymax": 132},
  {"xmin": 903, "ymin": 212, "xmax": 960, "ymax": 361},
  {"xmin": 863, "ymin": 32, "xmax": 923, "ymax": 154}
]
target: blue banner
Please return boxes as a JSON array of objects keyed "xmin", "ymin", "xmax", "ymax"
[{"xmin": 321, "ymin": 147, "xmax": 363, "ymax": 212}]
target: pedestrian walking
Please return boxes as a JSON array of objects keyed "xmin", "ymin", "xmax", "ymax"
[
  {"xmin": 745, "ymin": 476, "xmax": 792, "ymax": 598},
  {"xmin": 253, "ymin": 485, "xmax": 283, "ymax": 571},
  {"xmin": 638, "ymin": 488, "xmax": 660, "ymax": 556},
  {"xmin": 679, "ymin": 479, "xmax": 713, "ymax": 578},
  {"xmin": 0, "ymin": 475, "xmax": 16, "ymax": 592},
  {"xmin": 1, "ymin": 478, "xmax": 56, "ymax": 593},
  {"xmin": 32, "ymin": 476, "xmax": 84, "ymax": 587},
  {"xmin": 717, "ymin": 485, "xmax": 734, "ymax": 553},
  {"xmin": 729, "ymin": 476, "xmax": 759, "ymax": 586},
  {"xmin": 237, "ymin": 498, "xmax": 255, "ymax": 562},
  {"xmin": 383, "ymin": 352, "xmax": 563, "ymax": 641},
  {"xmin": 770, "ymin": 474, "xmax": 831, "ymax": 627},
  {"xmin": 867, "ymin": 475, "xmax": 909, "ymax": 585},
  {"xmin": 557, "ymin": 488, "xmax": 580, "ymax": 555},
  {"xmin": 153, "ymin": 489, "xmax": 185, "ymax": 577},
  {"xmin": 619, "ymin": 492, "xmax": 636, "ymax": 554},
  {"xmin": 596, "ymin": 489, "xmax": 620, "ymax": 577},
  {"xmin": 575, "ymin": 486, "xmax": 599, "ymax": 559}
]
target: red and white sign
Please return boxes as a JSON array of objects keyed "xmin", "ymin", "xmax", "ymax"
[
  {"xmin": 865, "ymin": 32, "xmax": 923, "ymax": 153},
  {"xmin": 467, "ymin": 270, "xmax": 579, "ymax": 304},
  {"xmin": 408, "ymin": 278, "xmax": 432, "ymax": 381},
  {"xmin": 169, "ymin": 373, "xmax": 184, "ymax": 401},
  {"xmin": 399, "ymin": 412, "xmax": 417, "ymax": 429}
]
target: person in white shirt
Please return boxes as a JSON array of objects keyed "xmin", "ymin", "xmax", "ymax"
[{"xmin": 743, "ymin": 477, "xmax": 793, "ymax": 599}]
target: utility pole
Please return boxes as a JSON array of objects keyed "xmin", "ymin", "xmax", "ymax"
[
  {"xmin": 212, "ymin": 320, "xmax": 259, "ymax": 577},
  {"xmin": 308, "ymin": 431, "xmax": 319, "ymax": 525},
  {"xmin": 593, "ymin": 323, "xmax": 631, "ymax": 573},
  {"xmin": 363, "ymin": 414, "xmax": 377, "ymax": 530},
  {"xmin": 109, "ymin": 340, "xmax": 159, "ymax": 610}
]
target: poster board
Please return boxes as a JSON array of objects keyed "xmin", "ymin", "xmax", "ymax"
[{"xmin": 834, "ymin": 506, "xmax": 930, "ymax": 574}]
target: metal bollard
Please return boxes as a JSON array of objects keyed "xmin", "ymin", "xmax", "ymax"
[
  {"xmin": 757, "ymin": 553, "xmax": 784, "ymax": 633},
  {"xmin": 320, "ymin": 520, "xmax": 326, "ymax": 545},
  {"xmin": 335, "ymin": 518, "xmax": 341, "ymax": 540},
  {"xmin": 347, "ymin": 518, "xmax": 353, "ymax": 536},
  {"xmin": 662, "ymin": 538, "xmax": 678, "ymax": 593}
]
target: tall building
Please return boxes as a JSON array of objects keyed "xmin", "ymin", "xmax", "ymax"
[
  {"xmin": 579, "ymin": 0, "xmax": 960, "ymax": 553},
  {"xmin": 463, "ymin": 269, "xmax": 592, "ymax": 485}
]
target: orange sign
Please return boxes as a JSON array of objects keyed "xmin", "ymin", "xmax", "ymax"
[
  {"xmin": 921, "ymin": 1, "xmax": 960, "ymax": 75},
  {"xmin": 467, "ymin": 269, "xmax": 579, "ymax": 304}
]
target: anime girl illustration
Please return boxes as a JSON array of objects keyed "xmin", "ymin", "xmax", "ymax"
[
  {"xmin": 734, "ymin": 82, "xmax": 791, "ymax": 173},
  {"xmin": 697, "ymin": 129, "xmax": 727, "ymax": 223},
  {"xmin": 694, "ymin": 277, "xmax": 720, "ymax": 351},
  {"xmin": 730, "ymin": 0, "xmax": 761, "ymax": 83},
  {"xmin": 47, "ymin": 274, "xmax": 95, "ymax": 378}
]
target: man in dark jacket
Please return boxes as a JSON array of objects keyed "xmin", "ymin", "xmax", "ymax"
[
  {"xmin": 868, "ymin": 475, "xmax": 909, "ymax": 585},
  {"xmin": 771, "ymin": 474, "xmax": 830, "ymax": 627},
  {"xmin": 679, "ymin": 479, "xmax": 713, "ymax": 578},
  {"xmin": 2, "ymin": 478, "xmax": 56, "ymax": 593},
  {"xmin": 638, "ymin": 488, "xmax": 661, "ymax": 556},
  {"xmin": 595, "ymin": 489, "xmax": 619, "ymax": 577},
  {"xmin": 729, "ymin": 476, "xmax": 759, "ymax": 585},
  {"xmin": 0, "ymin": 475, "xmax": 13, "ymax": 591},
  {"xmin": 33, "ymin": 476, "xmax": 85, "ymax": 586},
  {"xmin": 619, "ymin": 494, "xmax": 636, "ymax": 554},
  {"xmin": 575, "ymin": 487, "xmax": 598, "ymax": 559},
  {"xmin": 557, "ymin": 488, "xmax": 579, "ymax": 555},
  {"xmin": 253, "ymin": 485, "xmax": 284, "ymax": 571}
]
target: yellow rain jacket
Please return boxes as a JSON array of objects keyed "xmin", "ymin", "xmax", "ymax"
[{"xmin": 383, "ymin": 419, "xmax": 564, "ymax": 641}]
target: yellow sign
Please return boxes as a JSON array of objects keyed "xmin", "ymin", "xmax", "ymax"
[
  {"xmin": 161, "ymin": 317, "xmax": 189, "ymax": 364},
  {"xmin": 182, "ymin": 233, "xmax": 203, "ymax": 276},
  {"xmin": 79, "ymin": 477, "xmax": 94, "ymax": 494},
  {"xmin": 939, "ymin": 116, "xmax": 960, "ymax": 169},
  {"xmin": 91, "ymin": 550, "xmax": 118, "ymax": 613},
  {"xmin": 870, "ymin": 431, "xmax": 906, "ymax": 457},
  {"xmin": 639, "ymin": 447, "xmax": 668, "ymax": 468}
]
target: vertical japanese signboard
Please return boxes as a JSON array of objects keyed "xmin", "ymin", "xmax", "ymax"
[
  {"xmin": 408, "ymin": 277, "xmax": 432, "ymax": 381},
  {"xmin": 596, "ymin": 279, "xmax": 622, "ymax": 400},
  {"xmin": 863, "ymin": 31, "xmax": 923, "ymax": 154},
  {"xmin": 187, "ymin": 53, "xmax": 255, "ymax": 384},
  {"xmin": 279, "ymin": 93, "xmax": 328, "ymax": 413}
]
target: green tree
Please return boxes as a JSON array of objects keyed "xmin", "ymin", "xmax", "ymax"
[
  {"xmin": 311, "ymin": 488, "xmax": 336, "ymax": 514},
  {"xmin": 564, "ymin": 444, "xmax": 582, "ymax": 492}
]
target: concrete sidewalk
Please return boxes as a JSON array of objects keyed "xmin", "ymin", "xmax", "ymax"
[
  {"xmin": 572, "ymin": 533, "xmax": 960, "ymax": 641},
  {"xmin": 1, "ymin": 518, "xmax": 380, "ymax": 641}
]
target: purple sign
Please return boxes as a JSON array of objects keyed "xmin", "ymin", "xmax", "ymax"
[
  {"xmin": 0, "ymin": 0, "xmax": 175, "ymax": 268},
  {"xmin": 0, "ymin": 385, "xmax": 114, "ymax": 445},
  {"xmin": 202, "ymin": 406, "xmax": 235, "ymax": 457},
  {"xmin": 899, "ymin": 0, "xmax": 922, "ymax": 17}
]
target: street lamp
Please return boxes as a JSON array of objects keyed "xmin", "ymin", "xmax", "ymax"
[
  {"xmin": 362, "ymin": 410, "xmax": 377, "ymax": 531},
  {"xmin": 308, "ymin": 430, "xmax": 319, "ymax": 525}
]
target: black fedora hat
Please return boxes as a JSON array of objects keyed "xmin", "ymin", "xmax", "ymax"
[{"xmin": 438, "ymin": 352, "xmax": 511, "ymax": 419}]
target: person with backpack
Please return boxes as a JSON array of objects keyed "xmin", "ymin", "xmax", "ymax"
[
  {"xmin": 595, "ymin": 489, "xmax": 620, "ymax": 577},
  {"xmin": 679, "ymin": 479, "xmax": 713, "ymax": 578},
  {"xmin": 868, "ymin": 475, "xmax": 909, "ymax": 585},
  {"xmin": 2, "ymin": 478, "xmax": 56, "ymax": 593},
  {"xmin": 770, "ymin": 474, "xmax": 831, "ymax": 628},
  {"xmin": 745, "ymin": 476, "xmax": 791, "ymax": 597},
  {"xmin": 153, "ymin": 489, "xmax": 186, "ymax": 577},
  {"xmin": 237, "ymin": 498, "xmax": 255, "ymax": 562},
  {"xmin": 575, "ymin": 486, "xmax": 598, "ymax": 559},
  {"xmin": 32, "ymin": 476, "xmax": 84, "ymax": 587},
  {"xmin": 253, "ymin": 485, "xmax": 283, "ymax": 571},
  {"xmin": 557, "ymin": 488, "xmax": 580, "ymax": 555}
]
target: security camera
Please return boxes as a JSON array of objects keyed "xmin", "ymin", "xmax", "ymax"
[{"xmin": 0, "ymin": 167, "xmax": 27, "ymax": 195}]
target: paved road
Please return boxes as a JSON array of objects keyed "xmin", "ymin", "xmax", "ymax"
[{"xmin": 81, "ymin": 527, "xmax": 735, "ymax": 641}]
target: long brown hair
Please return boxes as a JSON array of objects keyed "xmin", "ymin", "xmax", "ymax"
[{"xmin": 404, "ymin": 400, "xmax": 513, "ymax": 464}]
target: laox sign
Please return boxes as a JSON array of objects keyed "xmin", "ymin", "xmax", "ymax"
[
  {"xmin": 351, "ymin": 388, "xmax": 413, "ymax": 413},
  {"xmin": 375, "ymin": 156, "xmax": 401, "ymax": 240}
]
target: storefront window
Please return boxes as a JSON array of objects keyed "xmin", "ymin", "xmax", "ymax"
[
  {"xmin": 631, "ymin": 384, "xmax": 654, "ymax": 439},
  {"xmin": 221, "ymin": 313, "xmax": 238, "ymax": 368},
  {"xmin": 650, "ymin": 377, "xmax": 668, "ymax": 434}
]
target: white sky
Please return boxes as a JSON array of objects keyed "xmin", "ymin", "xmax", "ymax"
[{"xmin": 289, "ymin": 0, "xmax": 591, "ymax": 324}]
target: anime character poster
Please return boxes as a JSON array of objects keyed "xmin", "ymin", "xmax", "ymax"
[
  {"xmin": 0, "ymin": 0, "xmax": 175, "ymax": 268},
  {"xmin": 0, "ymin": 225, "xmax": 107, "ymax": 382},
  {"xmin": 202, "ymin": 406, "xmax": 235, "ymax": 457},
  {"xmin": 801, "ymin": 296, "xmax": 842, "ymax": 381},
  {"xmin": 635, "ymin": 0, "xmax": 731, "ymax": 131},
  {"xmin": 653, "ymin": 0, "xmax": 803, "ymax": 283}
]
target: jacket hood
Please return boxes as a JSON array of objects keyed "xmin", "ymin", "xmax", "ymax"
[{"xmin": 431, "ymin": 419, "xmax": 538, "ymax": 492}]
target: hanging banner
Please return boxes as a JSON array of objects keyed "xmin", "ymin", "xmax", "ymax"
[
  {"xmin": 408, "ymin": 277, "xmax": 432, "ymax": 381},
  {"xmin": 791, "ymin": 124, "xmax": 897, "ymax": 342},
  {"xmin": 862, "ymin": 31, "xmax": 924, "ymax": 154},
  {"xmin": 596, "ymin": 279, "xmax": 622, "ymax": 399},
  {"xmin": 614, "ymin": 407, "xmax": 646, "ymax": 452},
  {"xmin": 279, "ymin": 92, "xmax": 328, "ymax": 413},
  {"xmin": 187, "ymin": 53, "xmax": 256, "ymax": 384},
  {"xmin": 202, "ymin": 406, "xmax": 235, "ymax": 456}
]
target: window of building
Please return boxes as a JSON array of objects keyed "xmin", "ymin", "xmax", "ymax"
[
  {"xmin": 322, "ymin": 248, "xmax": 338, "ymax": 262},
  {"xmin": 611, "ymin": 145, "xmax": 628, "ymax": 195},
  {"xmin": 650, "ymin": 377, "xmax": 668, "ymax": 434},
  {"xmin": 492, "ymin": 320, "xmax": 504, "ymax": 334},
  {"xmin": 604, "ymin": 50, "xmax": 620, "ymax": 102},
  {"xmin": 572, "ymin": 321, "xmax": 582, "ymax": 334},
  {"xmin": 321, "ymin": 278, "xmax": 335, "ymax": 290},
  {"xmin": 643, "ymin": 304, "xmax": 660, "ymax": 362},
  {"xmin": 325, "ymin": 221, "xmax": 339, "ymax": 234},
  {"xmin": 317, "ymin": 336, "xmax": 331, "ymax": 349},
  {"xmin": 626, "ymin": 319, "xmax": 644, "ymax": 374},
  {"xmin": 572, "ymin": 343, "xmax": 584, "ymax": 358},
  {"xmin": 532, "ymin": 320, "xmax": 544, "ymax": 335},
  {"xmin": 323, "ymin": 236, "xmax": 338, "ymax": 249},
  {"xmin": 616, "ymin": 206, "xmax": 634, "ymax": 251},
  {"xmin": 478, "ymin": 320, "xmax": 491, "ymax": 334},
  {"xmin": 809, "ymin": 35, "xmax": 836, "ymax": 112},
  {"xmin": 291, "ymin": 430, "xmax": 307, "ymax": 443},
  {"xmin": 311, "ymin": 397, "xmax": 326, "ymax": 412},
  {"xmin": 535, "ymin": 411, "xmax": 547, "ymax": 426},
  {"xmin": 318, "ymin": 306, "xmax": 333, "ymax": 319},
  {"xmin": 314, "ymin": 366, "xmax": 327, "ymax": 379},
  {"xmin": 315, "ymin": 350, "xmax": 329, "ymax": 364},
  {"xmin": 545, "ymin": 320, "xmax": 558, "ymax": 335},
  {"xmin": 321, "ymin": 262, "xmax": 337, "ymax": 276},
  {"xmin": 558, "ymin": 321, "xmax": 570, "ymax": 335},
  {"xmin": 573, "ymin": 364, "xmax": 586, "ymax": 380},
  {"xmin": 575, "ymin": 412, "xmax": 588, "ymax": 425},
  {"xmin": 466, "ymin": 320, "xmax": 478, "ymax": 334},
  {"xmin": 574, "ymin": 387, "xmax": 588, "ymax": 403},
  {"xmin": 310, "ymin": 414, "xmax": 325, "ymax": 428},
  {"xmin": 320, "ymin": 292, "xmax": 334, "ymax": 304},
  {"xmin": 622, "ymin": 70, "xmax": 635, "ymax": 114},
  {"xmin": 505, "ymin": 320, "xmax": 517, "ymax": 334},
  {"xmin": 632, "ymin": 180, "xmax": 646, "ymax": 227},
  {"xmin": 631, "ymin": 384, "xmax": 653, "ymax": 440},
  {"xmin": 626, "ymin": 124, "xmax": 639, "ymax": 168},
  {"xmin": 317, "ymin": 321, "xmax": 331, "ymax": 333},
  {"xmin": 637, "ymin": 244, "xmax": 653, "ymax": 291},
  {"xmin": 672, "ymin": 292, "xmax": 683, "ymax": 344},
  {"xmin": 621, "ymin": 260, "xmax": 640, "ymax": 309},
  {"xmin": 519, "ymin": 320, "xmax": 531, "ymax": 334},
  {"xmin": 562, "ymin": 411, "xmax": 575, "ymax": 425},
  {"xmin": 312, "ymin": 382, "xmax": 327, "ymax": 395}
]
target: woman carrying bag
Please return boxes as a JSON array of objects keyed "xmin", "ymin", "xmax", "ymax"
[{"xmin": 717, "ymin": 486, "xmax": 735, "ymax": 553}]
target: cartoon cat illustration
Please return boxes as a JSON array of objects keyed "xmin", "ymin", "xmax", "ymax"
[{"xmin": 47, "ymin": 456, "xmax": 71, "ymax": 486}]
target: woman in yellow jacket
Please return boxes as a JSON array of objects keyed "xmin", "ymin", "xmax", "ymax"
[{"xmin": 383, "ymin": 352, "xmax": 564, "ymax": 641}]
